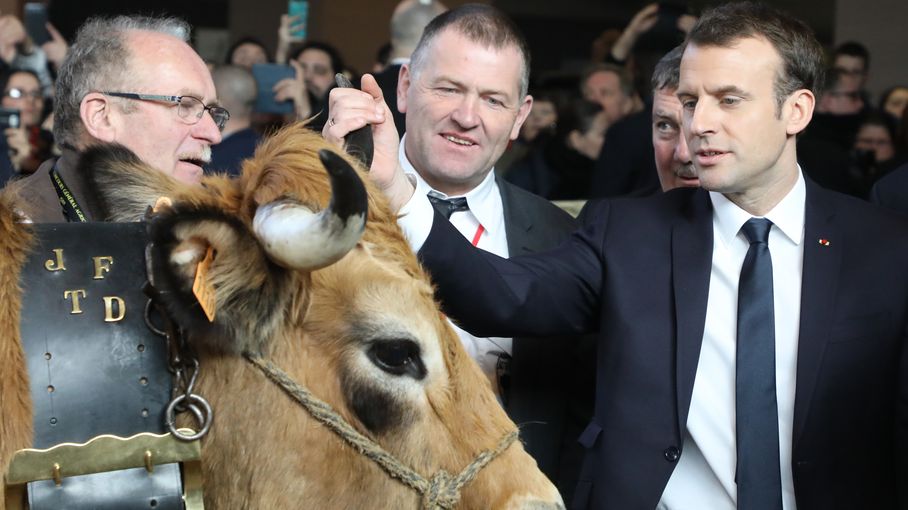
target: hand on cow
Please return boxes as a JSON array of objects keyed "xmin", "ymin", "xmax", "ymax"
[{"xmin": 322, "ymin": 74, "xmax": 414, "ymax": 212}]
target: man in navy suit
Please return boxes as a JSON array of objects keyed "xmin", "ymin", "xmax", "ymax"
[
  {"xmin": 870, "ymin": 162, "xmax": 908, "ymax": 215},
  {"xmin": 356, "ymin": 2, "xmax": 908, "ymax": 509},
  {"xmin": 324, "ymin": 4, "xmax": 589, "ymax": 501}
]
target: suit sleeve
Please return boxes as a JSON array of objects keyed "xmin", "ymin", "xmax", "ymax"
[
  {"xmin": 418, "ymin": 205, "xmax": 605, "ymax": 338},
  {"xmin": 899, "ymin": 319, "xmax": 908, "ymax": 507}
]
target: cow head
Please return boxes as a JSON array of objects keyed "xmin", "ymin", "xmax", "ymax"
[{"xmin": 78, "ymin": 123, "xmax": 564, "ymax": 509}]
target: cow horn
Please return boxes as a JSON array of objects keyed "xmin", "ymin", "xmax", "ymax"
[
  {"xmin": 333, "ymin": 73, "xmax": 374, "ymax": 169},
  {"xmin": 253, "ymin": 149, "xmax": 368, "ymax": 270}
]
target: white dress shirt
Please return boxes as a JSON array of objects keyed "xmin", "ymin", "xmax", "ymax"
[
  {"xmin": 398, "ymin": 137, "xmax": 513, "ymax": 384},
  {"xmin": 659, "ymin": 172, "xmax": 805, "ymax": 510}
]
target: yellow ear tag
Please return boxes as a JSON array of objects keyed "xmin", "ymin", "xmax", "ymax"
[{"xmin": 192, "ymin": 246, "xmax": 217, "ymax": 322}]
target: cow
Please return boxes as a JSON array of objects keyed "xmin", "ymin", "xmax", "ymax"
[{"xmin": 0, "ymin": 123, "xmax": 565, "ymax": 509}]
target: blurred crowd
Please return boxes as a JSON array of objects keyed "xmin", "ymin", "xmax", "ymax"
[
  {"xmin": 2, "ymin": 2, "xmax": 907, "ymax": 505},
  {"xmin": 0, "ymin": 2, "xmax": 904, "ymax": 201}
]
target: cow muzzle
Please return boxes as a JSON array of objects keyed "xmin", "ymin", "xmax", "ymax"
[{"xmin": 253, "ymin": 149, "xmax": 368, "ymax": 270}]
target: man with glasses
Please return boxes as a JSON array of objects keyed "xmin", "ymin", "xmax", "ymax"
[{"xmin": 15, "ymin": 15, "xmax": 227, "ymax": 222}]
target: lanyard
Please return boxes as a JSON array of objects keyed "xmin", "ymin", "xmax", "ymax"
[{"xmin": 49, "ymin": 163, "xmax": 87, "ymax": 223}]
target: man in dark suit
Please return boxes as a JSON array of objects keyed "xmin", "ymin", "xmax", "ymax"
[
  {"xmin": 870, "ymin": 161, "xmax": 908, "ymax": 215},
  {"xmin": 350, "ymin": 2, "xmax": 908, "ymax": 509},
  {"xmin": 325, "ymin": 4, "xmax": 588, "ymax": 502},
  {"xmin": 373, "ymin": 0, "xmax": 446, "ymax": 138}
]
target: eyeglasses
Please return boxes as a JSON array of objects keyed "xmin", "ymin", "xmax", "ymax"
[
  {"xmin": 4, "ymin": 88, "xmax": 42, "ymax": 100},
  {"xmin": 103, "ymin": 92, "xmax": 230, "ymax": 131}
]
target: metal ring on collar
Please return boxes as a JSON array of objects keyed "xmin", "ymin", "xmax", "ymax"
[{"xmin": 165, "ymin": 393, "xmax": 213, "ymax": 441}]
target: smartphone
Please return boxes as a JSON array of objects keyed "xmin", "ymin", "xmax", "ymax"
[
  {"xmin": 251, "ymin": 63, "xmax": 296, "ymax": 115},
  {"xmin": 287, "ymin": 0, "xmax": 309, "ymax": 40},
  {"xmin": 0, "ymin": 108, "xmax": 21, "ymax": 129},
  {"xmin": 24, "ymin": 3, "xmax": 51, "ymax": 46}
]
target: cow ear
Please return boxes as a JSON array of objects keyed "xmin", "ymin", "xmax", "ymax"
[
  {"xmin": 80, "ymin": 144, "xmax": 182, "ymax": 222},
  {"xmin": 147, "ymin": 204, "xmax": 292, "ymax": 355}
]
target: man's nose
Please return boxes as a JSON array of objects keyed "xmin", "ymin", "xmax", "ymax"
[
  {"xmin": 688, "ymin": 102, "xmax": 716, "ymax": 138},
  {"xmin": 195, "ymin": 110, "xmax": 223, "ymax": 144},
  {"xmin": 451, "ymin": 95, "xmax": 480, "ymax": 129},
  {"xmin": 675, "ymin": 133, "xmax": 692, "ymax": 164}
]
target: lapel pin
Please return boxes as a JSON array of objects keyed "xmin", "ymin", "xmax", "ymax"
[{"xmin": 818, "ymin": 238, "xmax": 830, "ymax": 246}]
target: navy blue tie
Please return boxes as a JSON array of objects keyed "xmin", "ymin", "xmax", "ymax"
[
  {"xmin": 427, "ymin": 195, "xmax": 469, "ymax": 219},
  {"xmin": 736, "ymin": 218, "xmax": 783, "ymax": 510}
]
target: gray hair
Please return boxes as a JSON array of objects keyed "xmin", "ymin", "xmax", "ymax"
[
  {"xmin": 409, "ymin": 4, "xmax": 530, "ymax": 99},
  {"xmin": 53, "ymin": 15, "xmax": 191, "ymax": 148},
  {"xmin": 651, "ymin": 45, "xmax": 684, "ymax": 93}
]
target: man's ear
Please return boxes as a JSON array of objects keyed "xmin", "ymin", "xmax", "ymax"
[
  {"xmin": 397, "ymin": 64, "xmax": 411, "ymax": 114},
  {"xmin": 80, "ymin": 92, "xmax": 118, "ymax": 143},
  {"xmin": 509, "ymin": 94, "xmax": 534, "ymax": 141},
  {"xmin": 786, "ymin": 89, "xmax": 815, "ymax": 136}
]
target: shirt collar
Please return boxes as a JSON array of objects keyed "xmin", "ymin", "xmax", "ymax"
[
  {"xmin": 709, "ymin": 168, "xmax": 806, "ymax": 247},
  {"xmin": 399, "ymin": 134, "xmax": 502, "ymax": 233}
]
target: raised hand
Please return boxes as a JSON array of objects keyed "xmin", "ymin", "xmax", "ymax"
[
  {"xmin": 322, "ymin": 74, "xmax": 414, "ymax": 211},
  {"xmin": 42, "ymin": 23, "xmax": 68, "ymax": 69}
]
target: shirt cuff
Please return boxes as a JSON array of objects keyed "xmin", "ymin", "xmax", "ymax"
[{"xmin": 397, "ymin": 190, "xmax": 435, "ymax": 252}]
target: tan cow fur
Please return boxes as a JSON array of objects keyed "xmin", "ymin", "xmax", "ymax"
[
  {"xmin": 0, "ymin": 191, "xmax": 33, "ymax": 496},
  {"xmin": 0, "ymin": 124, "xmax": 563, "ymax": 509}
]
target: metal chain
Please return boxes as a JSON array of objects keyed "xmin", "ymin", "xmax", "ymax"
[{"xmin": 143, "ymin": 256, "xmax": 214, "ymax": 442}]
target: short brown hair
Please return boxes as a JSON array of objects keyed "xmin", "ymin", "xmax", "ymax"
[
  {"xmin": 686, "ymin": 1, "xmax": 825, "ymax": 113},
  {"xmin": 651, "ymin": 45, "xmax": 685, "ymax": 93},
  {"xmin": 409, "ymin": 4, "xmax": 531, "ymax": 98}
]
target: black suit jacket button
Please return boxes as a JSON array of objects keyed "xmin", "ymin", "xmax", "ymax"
[{"xmin": 663, "ymin": 446, "xmax": 681, "ymax": 462}]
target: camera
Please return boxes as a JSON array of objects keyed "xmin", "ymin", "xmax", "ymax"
[{"xmin": 0, "ymin": 107, "xmax": 21, "ymax": 129}]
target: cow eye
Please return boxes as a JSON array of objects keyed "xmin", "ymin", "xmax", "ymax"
[{"xmin": 367, "ymin": 339, "xmax": 426, "ymax": 380}]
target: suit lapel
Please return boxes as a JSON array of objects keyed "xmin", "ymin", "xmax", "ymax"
[
  {"xmin": 498, "ymin": 179, "xmax": 535, "ymax": 255},
  {"xmin": 792, "ymin": 182, "xmax": 841, "ymax": 447},
  {"xmin": 672, "ymin": 191, "xmax": 714, "ymax": 435}
]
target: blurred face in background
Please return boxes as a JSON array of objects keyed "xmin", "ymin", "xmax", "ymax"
[
  {"xmin": 833, "ymin": 54, "xmax": 867, "ymax": 90},
  {"xmin": 819, "ymin": 79, "xmax": 863, "ymax": 115},
  {"xmin": 521, "ymin": 99, "xmax": 556, "ymax": 142},
  {"xmin": 3, "ymin": 71, "xmax": 43, "ymax": 127},
  {"xmin": 582, "ymin": 70, "xmax": 633, "ymax": 125},
  {"xmin": 230, "ymin": 42, "xmax": 268, "ymax": 69},
  {"xmin": 297, "ymin": 48, "xmax": 334, "ymax": 100},
  {"xmin": 854, "ymin": 123, "xmax": 894, "ymax": 163},
  {"xmin": 882, "ymin": 87, "xmax": 908, "ymax": 120}
]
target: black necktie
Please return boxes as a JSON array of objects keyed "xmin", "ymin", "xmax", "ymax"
[
  {"xmin": 427, "ymin": 195, "xmax": 469, "ymax": 219},
  {"xmin": 736, "ymin": 218, "xmax": 783, "ymax": 510}
]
